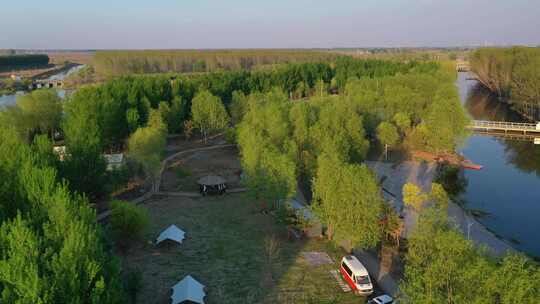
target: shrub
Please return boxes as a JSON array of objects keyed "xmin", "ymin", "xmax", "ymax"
[{"xmin": 109, "ymin": 200, "xmax": 149, "ymax": 244}]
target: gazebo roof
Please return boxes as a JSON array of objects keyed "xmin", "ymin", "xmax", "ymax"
[
  {"xmin": 156, "ymin": 224, "xmax": 185, "ymax": 245},
  {"xmin": 197, "ymin": 175, "xmax": 226, "ymax": 186},
  {"xmin": 171, "ymin": 275, "xmax": 205, "ymax": 304}
]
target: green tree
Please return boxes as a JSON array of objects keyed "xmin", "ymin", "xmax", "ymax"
[
  {"xmin": 393, "ymin": 112, "xmax": 411, "ymax": 136},
  {"xmin": 0, "ymin": 128, "xmax": 126, "ymax": 303},
  {"xmin": 313, "ymin": 154, "xmax": 382, "ymax": 250},
  {"xmin": 313, "ymin": 79, "xmax": 328, "ymax": 98},
  {"xmin": 401, "ymin": 204, "xmax": 540, "ymax": 304},
  {"xmin": 17, "ymin": 90, "xmax": 62, "ymax": 137},
  {"xmin": 127, "ymin": 112, "xmax": 166, "ymax": 192},
  {"xmin": 126, "ymin": 108, "xmax": 140, "ymax": 134},
  {"xmin": 429, "ymin": 182, "xmax": 450, "ymax": 210},
  {"xmin": 229, "ymin": 90, "xmax": 249, "ymax": 124},
  {"xmin": 401, "ymin": 207, "xmax": 485, "ymax": 304},
  {"xmin": 402, "ymin": 183, "xmax": 428, "ymax": 211},
  {"xmin": 62, "ymin": 103, "xmax": 108, "ymax": 200},
  {"xmin": 0, "ymin": 90, "xmax": 62, "ymax": 141},
  {"xmin": 109, "ymin": 200, "xmax": 149, "ymax": 248},
  {"xmin": 169, "ymin": 96, "xmax": 188, "ymax": 133},
  {"xmin": 191, "ymin": 90, "xmax": 230, "ymax": 142},
  {"xmin": 376, "ymin": 122, "xmax": 399, "ymax": 160}
]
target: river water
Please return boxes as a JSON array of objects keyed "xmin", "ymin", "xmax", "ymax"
[
  {"xmin": 0, "ymin": 65, "xmax": 83, "ymax": 107},
  {"xmin": 457, "ymin": 72, "xmax": 540, "ymax": 257}
]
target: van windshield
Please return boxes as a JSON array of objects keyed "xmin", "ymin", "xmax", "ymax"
[{"xmin": 355, "ymin": 275, "xmax": 370, "ymax": 285}]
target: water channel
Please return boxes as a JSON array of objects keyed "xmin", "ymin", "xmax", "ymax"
[
  {"xmin": 457, "ymin": 72, "xmax": 540, "ymax": 257},
  {"xmin": 0, "ymin": 64, "xmax": 84, "ymax": 107}
]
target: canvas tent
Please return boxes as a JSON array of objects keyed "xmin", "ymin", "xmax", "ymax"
[
  {"xmin": 171, "ymin": 275, "xmax": 206, "ymax": 304},
  {"xmin": 156, "ymin": 224, "xmax": 185, "ymax": 245}
]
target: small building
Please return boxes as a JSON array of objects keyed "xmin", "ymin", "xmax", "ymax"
[{"xmin": 103, "ymin": 153, "xmax": 125, "ymax": 171}]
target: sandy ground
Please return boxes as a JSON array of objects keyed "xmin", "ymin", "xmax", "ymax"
[{"xmin": 366, "ymin": 160, "xmax": 515, "ymax": 256}]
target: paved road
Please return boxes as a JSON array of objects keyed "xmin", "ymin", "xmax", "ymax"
[{"xmin": 366, "ymin": 160, "xmax": 515, "ymax": 257}]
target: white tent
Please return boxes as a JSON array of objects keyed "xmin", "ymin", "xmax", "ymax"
[
  {"xmin": 171, "ymin": 275, "xmax": 205, "ymax": 304},
  {"xmin": 156, "ymin": 224, "xmax": 185, "ymax": 245}
]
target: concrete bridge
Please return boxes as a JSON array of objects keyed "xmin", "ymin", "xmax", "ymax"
[
  {"xmin": 467, "ymin": 120, "xmax": 540, "ymax": 135},
  {"xmin": 28, "ymin": 80, "xmax": 64, "ymax": 90}
]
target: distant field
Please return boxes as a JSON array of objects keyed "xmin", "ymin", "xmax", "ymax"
[
  {"xmin": 0, "ymin": 51, "xmax": 93, "ymax": 79},
  {"xmin": 92, "ymin": 49, "xmax": 338, "ymax": 76}
]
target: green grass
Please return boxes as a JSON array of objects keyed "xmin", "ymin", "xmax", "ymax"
[{"xmin": 123, "ymin": 193, "xmax": 364, "ymax": 304}]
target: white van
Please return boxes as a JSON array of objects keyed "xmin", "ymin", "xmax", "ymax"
[{"xmin": 340, "ymin": 255, "xmax": 374, "ymax": 295}]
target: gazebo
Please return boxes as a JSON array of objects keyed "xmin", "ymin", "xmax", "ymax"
[
  {"xmin": 197, "ymin": 175, "xmax": 227, "ymax": 195},
  {"xmin": 170, "ymin": 275, "xmax": 206, "ymax": 304}
]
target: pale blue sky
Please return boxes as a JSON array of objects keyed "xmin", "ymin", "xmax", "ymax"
[{"xmin": 1, "ymin": 0, "xmax": 539, "ymax": 49}]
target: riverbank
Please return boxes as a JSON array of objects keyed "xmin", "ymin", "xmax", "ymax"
[{"xmin": 366, "ymin": 160, "xmax": 515, "ymax": 257}]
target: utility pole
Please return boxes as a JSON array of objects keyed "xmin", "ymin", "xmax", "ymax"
[{"xmin": 467, "ymin": 221, "xmax": 474, "ymax": 240}]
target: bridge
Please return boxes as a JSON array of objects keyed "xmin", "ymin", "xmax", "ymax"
[
  {"xmin": 467, "ymin": 120, "xmax": 540, "ymax": 134},
  {"xmin": 456, "ymin": 60, "xmax": 470, "ymax": 72},
  {"xmin": 467, "ymin": 120, "xmax": 540, "ymax": 144},
  {"xmin": 28, "ymin": 80, "xmax": 64, "ymax": 90}
]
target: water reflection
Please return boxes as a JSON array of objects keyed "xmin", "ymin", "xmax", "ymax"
[
  {"xmin": 464, "ymin": 85, "xmax": 524, "ymax": 122},
  {"xmin": 458, "ymin": 72, "xmax": 540, "ymax": 257}
]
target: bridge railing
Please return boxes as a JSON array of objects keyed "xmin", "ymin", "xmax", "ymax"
[{"xmin": 469, "ymin": 120, "xmax": 537, "ymax": 130}]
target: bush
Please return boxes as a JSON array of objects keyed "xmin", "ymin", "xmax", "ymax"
[
  {"xmin": 109, "ymin": 200, "xmax": 149, "ymax": 244},
  {"xmin": 225, "ymin": 127, "xmax": 236, "ymax": 143},
  {"xmin": 175, "ymin": 167, "xmax": 192, "ymax": 179},
  {"xmin": 107, "ymin": 164, "xmax": 133, "ymax": 194}
]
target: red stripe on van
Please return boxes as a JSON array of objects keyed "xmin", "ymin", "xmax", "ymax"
[{"xmin": 339, "ymin": 265, "xmax": 357, "ymax": 291}]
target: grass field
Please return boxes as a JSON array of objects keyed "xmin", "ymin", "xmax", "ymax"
[{"xmin": 121, "ymin": 193, "xmax": 364, "ymax": 304}]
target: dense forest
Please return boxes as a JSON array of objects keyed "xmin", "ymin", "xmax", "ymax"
[
  {"xmin": 470, "ymin": 47, "xmax": 540, "ymax": 120},
  {"xmin": 235, "ymin": 60, "xmax": 468, "ymax": 250},
  {"xmin": 92, "ymin": 50, "xmax": 339, "ymax": 76},
  {"xmin": 0, "ymin": 54, "xmax": 50, "ymax": 71},
  {"xmin": 0, "ymin": 128, "xmax": 125, "ymax": 303}
]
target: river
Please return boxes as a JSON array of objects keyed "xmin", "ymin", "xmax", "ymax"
[
  {"xmin": 0, "ymin": 64, "xmax": 84, "ymax": 107},
  {"xmin": 457, "ymin": 72, "xmax": 540, "ymax": 258}
]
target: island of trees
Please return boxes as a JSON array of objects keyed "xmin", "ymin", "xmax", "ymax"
[{"xmin": 1, "ymin": 50, "xmax": 539, "ymax": 303}]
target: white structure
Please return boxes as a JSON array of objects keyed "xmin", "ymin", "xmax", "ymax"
[
  {"xmin": 171, "ymin": 275, "xmax": 205, "ymax": 304},
  {"xmin": 156, "ymin": 224, "xmax": 185, "ymax": 245},
  {"xmin": 103, "ymin": 153, "xmax": 125, "ymax": 171}
]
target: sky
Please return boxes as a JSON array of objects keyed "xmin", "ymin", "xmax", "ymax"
[{"xmin": 1, "ymin": 0, "xmax": 539, "ymax": 49}]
